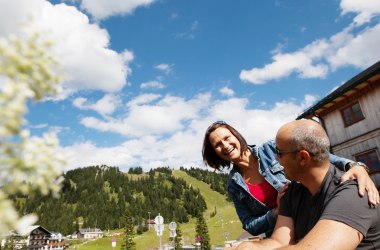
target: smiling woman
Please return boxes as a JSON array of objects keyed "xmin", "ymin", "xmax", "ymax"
[{"xmin": 201, "ymin": 121, "xmax": 379, "ymax": 237}]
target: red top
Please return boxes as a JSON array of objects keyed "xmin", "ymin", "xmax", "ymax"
[{"xmin": 245, "ymin": 179, "xmax": 278, "ymax": 208}]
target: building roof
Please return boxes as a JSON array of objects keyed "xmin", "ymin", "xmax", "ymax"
[
  {"xmin": 78, "ymin": 228, "xmax": 103, "ymax": 234},
  {"xmin": 17, "ymin": 225, "xmax": 51, "ymax": 237},
  {"xmin": 297, "ymin": 61, "xmax": 380, "ymax": 119},
  {"xmin": 49, "ymin": 232, "xmax": 63, "ymax": 239}
]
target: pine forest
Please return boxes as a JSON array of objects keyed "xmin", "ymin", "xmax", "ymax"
[{"xmin": 13, "ymin": 165, "xmax": 229, "ymax": 236}]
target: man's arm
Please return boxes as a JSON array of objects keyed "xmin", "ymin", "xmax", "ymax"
[
  {"xmin": 236, "ymin": 215, "xmax": 294, "ymax": 250},
  {"xmin": 276, "ymin": 219, "xmax": 362, "ymax": 250}
]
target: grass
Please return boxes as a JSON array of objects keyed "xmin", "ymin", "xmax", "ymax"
[
  {"xmin": 172, "ymin": 170, "xmax": 245, "ymax": 245},
  {"xmin": 73, "ymin": 170, "xmax": 245, "ymax": 250}
]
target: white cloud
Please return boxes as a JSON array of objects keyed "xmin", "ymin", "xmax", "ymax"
[
  {"xmin": 64, "ymin": 92, "xmax": 316, "ymax": 171},
  {"xmin": 240, "ymin": 39, "xmax": 330, "ymax": 84},
  {"xmin": 219, "ymin": 87, "xmax": 234, "ymax": 97},
  {"xmin": 73, "ymin": 94, "xmax": 121, "ymax": 116},
  {"xmin": 49, "ymin": 126, "xmax": 70, "ymax": 134},
  {"xmin": 240, "ymin": 0, "xmax": 380, "ymax": 84},
  {"xmin": 79, "ymin": 0, "xmax": 157, "ymax": 21},
  {"xmin": 140, "ymin": 81, "xmax": 165, "ymax": 89},
  {"xmin": 0, "ymin": 0, "xmax": 133, "ymax": 99},
  {"xmin": 303, "ymin": 94, "xmax": 318, "ymax": 106},
  {"xmin": 154, "ymin": 64, "xmax": 174, "ymax": 75},
  {"xmin": 203, "ymin": 98, "xmax": 297, "ymax": 144},
  {"xmin": 340, "ymin": 0, "xmax": 380, "ymax": 26},
  {"xmin": 328, "ymin": 23, "xmax": 380, "ymax": 69},
  {"xmin": 61, "ymin": 141, "xmax": 135, "ymax": 170},
  {"xmin": 72, "ymin": 97, "xmax": 87, "ymax": 108},
  {"xmin": 79, "ymin": 93, "xmax": 209, "ymax": 137},
  {"xmin": 176, "ymin": 20, "xmax": 199, "ymax": 40},
  {"xmin": 127, "ymin": 93, "xmax": 161, "ymax": 106},
  {"xmin": 61, "ymin": 133, "xmax": 202, "ymax": 171},
  {"xmin": 28, "ymin": 123, "xmax": 49, "ymax": 129}
]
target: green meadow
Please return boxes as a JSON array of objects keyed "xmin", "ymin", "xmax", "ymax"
[{"xmin": 70, "ymin": 170, "xmax": 245, "ymax": 249}]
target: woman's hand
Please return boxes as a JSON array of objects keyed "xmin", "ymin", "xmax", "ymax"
[
  {"xmin": 340, "ymin": 164, "xmax": 379, "ymax": 206},
  {"xmin": 275, "ymin": 183, "xmax": 290, "ymax": 216}
]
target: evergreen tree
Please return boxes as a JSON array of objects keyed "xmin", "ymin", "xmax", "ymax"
[
  {"xmin": 120, "ymin": 209, "xmax": 136, "ymax": 250},
  {"xmin": 74, "ymin": 218, "xmax": 80, "ymax": 231},
  {"xmin": 174, "ymin": 223, "xmax": 183, "ymax": 250},
  {"xmin": 128, "ymin": 167, "xmax": 143, "ymax": 174},
  {"xmin": 195, "ymin": 213, "xmax": 211, "ymax": 250}
]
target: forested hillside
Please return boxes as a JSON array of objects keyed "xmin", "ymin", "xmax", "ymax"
[
  {"xmin": 15, "ymin": 165, "xmax": 220, "ymax": 235},
  {"xmin": 180, "ymin": 167, "xmax": 229, "ymax": 199}
]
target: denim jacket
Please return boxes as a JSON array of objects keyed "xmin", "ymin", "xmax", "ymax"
[{"xmin": 227, "ymin": 139, "xmax": 351, "ymax": 236}]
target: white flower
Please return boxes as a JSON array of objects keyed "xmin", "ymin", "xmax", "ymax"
[
  {"xmin": 16, "ymin": 215, "xmax": 38, "ymax": 235},
  {"xmin": 0, "ymin": 33, "xmax": 65, "ymax": 236}
]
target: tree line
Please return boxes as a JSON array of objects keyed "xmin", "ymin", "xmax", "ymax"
[
  {"xmin": 180, "ymin": 166, "xmax": 230, "ymax": 200},
  {"xmin": 14, "ymin": 165, "xmax": 215, "ymax": 235}
]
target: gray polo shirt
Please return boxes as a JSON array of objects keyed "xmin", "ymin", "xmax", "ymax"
[{"xmin": 280, "ymin": 165, "xmax": 380, "ymax": 249}]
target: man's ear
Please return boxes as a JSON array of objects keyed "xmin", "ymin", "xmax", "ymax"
[{"xmin": 298, "ymin": 150, "xmax": 310, "ymax": 166}]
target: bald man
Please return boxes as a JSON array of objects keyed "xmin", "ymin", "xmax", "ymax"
[{"xmin": 236, "ymin": 119, "xmax": 380, "ymax": 250}]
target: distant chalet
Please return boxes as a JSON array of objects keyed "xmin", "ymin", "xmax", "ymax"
[{"xmin": 75, "ymin": 228, "xmax": 104, "ymax": 239}]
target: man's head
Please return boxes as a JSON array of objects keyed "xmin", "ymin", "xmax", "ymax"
[{"xmin": 275, "ymin": 119, "xmax": 330, "ymax": 181}]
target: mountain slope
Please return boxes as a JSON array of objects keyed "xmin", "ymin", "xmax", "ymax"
[
  {"xmin": 76, "ymin": 169, "xmax": 246, "ymax": 249},
  {"xmin": 172, "ymin": 170, "xmax": 245, "ymax": 245}
]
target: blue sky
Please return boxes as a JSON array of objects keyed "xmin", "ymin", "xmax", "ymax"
[{"xmin": 1, "ymin": 0, "xmax": 380, "ymax": 172}]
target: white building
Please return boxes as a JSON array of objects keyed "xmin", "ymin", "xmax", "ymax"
[{"xmin": 76, "ymin": 228, "xmax": 104, "ymax": 239}]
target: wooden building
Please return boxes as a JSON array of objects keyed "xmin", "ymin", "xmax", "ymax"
[
  {"xmin": 297, "ymin": 61, "xmax": 380, "ymax": 191},
  {"xmin": 26, "ymin": 225, "xmax": 67, "ymax": 250},
  {"xmin": 1, "ymin": 225, "xmax": 68, "ymax": 250},
  {"xmin": 26, "ymin": 225, "xmax": 51, "ymax": 249}
]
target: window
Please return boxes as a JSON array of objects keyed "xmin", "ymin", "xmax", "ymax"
[
  {"xmin": 341, "ymin": 102, "xmax": 364, "ymax": 126},
  {"xmin": 355, "ymin": 149, "xmax": 380, "ymax": 174}
]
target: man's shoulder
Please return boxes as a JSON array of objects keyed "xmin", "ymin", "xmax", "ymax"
[
  {"xmin": 325, "ymin": 171, "xmax": 360, "ymax": 203},
  {"xmin": 321, "ymin": 178, "xmax": 380, "ymax": 247},
  {"xmin": 333, "ymin": 178, "xmax": 360, "ymax": 194},
  {"xmin": 323, "ymin": 177, "xmax": 377, "ymax": 218}
]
